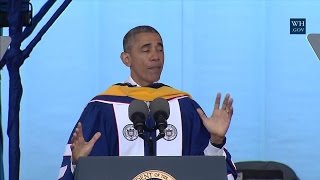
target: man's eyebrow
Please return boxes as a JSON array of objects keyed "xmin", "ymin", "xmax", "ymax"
[{"xmin": 140, "ymin": 42, "xmax": 163, "ymax": 49}]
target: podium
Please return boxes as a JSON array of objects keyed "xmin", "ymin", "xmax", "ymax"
[
  {"xmin": 0, "ymin": 36, "xmax": 11, "ymax": 60},
  {"xmin": 74, "ymin": 156, "xmax": 227, "ymax": 180},
  {"xmin": 308, "ymin": 33, "xmax": 320, "ymax": 60}
]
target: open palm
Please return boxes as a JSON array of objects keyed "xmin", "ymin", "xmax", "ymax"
[
  {"xmin": 197, "ymin": 93, "xmax": 233, "ymax": 144},
  {"xmin": 70, "ymin": 122, "xmax": 101, "ymax": 164}
]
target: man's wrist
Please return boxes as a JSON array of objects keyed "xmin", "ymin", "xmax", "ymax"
[{"xmin": 210, "ymin": 137, "xmax": 226, "ymax": 149}]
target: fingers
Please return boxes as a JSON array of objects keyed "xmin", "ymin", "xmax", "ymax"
[
  {"xmin": 197, "ymin": 108, "xmax": 207, "ymax": 121},
  {"xmin": 71, "ymin": 122, "xmax": 83, "ymax": 144},
  {"xmin": 214, "ymin": 93, "xmax": 221, "ymax": 110},
  {"xmin": 226, "ymin": 97, "xmax": 233, "ymax": 113},
  {"xmin": 221, "ymin": 93, "xmax": 230, "ymax": 110},
  {"xmin": 215, "ymin": 93, "xmax": 233, "ymax": 117},
  {"xmin": 71, "ymin": 122, "xmax": 101, "ymax": 147},
  {"xmin": 88, "ymin": 132, "xmax": 101, "ymax": 146},
  {"xmin": 225, "ymin": 97, "xmax": 234, "ymax": 119},
  {"xmin": 70, "ymin": 123, "xmax": 100, "ymax": 165},
  {"xmin": 230, "ymin": 106, "xmax": 234, "ymax": 117},
  {"xmin": 228, "ymin": 97, "xmax": 233, "ymax": 107},
  {"xmin": 77, "ymin": 122, "xmax": 84, "ymax": 138}
]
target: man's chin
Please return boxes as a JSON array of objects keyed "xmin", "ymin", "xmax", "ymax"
[{"xmin": 148, "ymin": 75, "xmax": 161, "ymax": 84}]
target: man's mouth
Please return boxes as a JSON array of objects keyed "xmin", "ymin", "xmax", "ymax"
[{"xmin": 148, "ymin": 66, "xmax": 162, "ymax": 70}]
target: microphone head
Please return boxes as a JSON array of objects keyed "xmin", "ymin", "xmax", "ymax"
[
  {"xmin": 128, "ymin": 99, "xmax": 149, "ymax": 124},
  {"xmin": 150, "ymin": 98, "xmax": 170, "ymax": 121}
]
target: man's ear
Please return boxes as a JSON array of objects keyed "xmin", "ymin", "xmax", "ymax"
[{"xmin": 120, "ymin": 52, "xmax": 131, "ymax": 67}]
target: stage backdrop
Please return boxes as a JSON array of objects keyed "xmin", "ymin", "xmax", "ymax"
[{"xmin": 1, "ymin": 0, "xmax": 320, "ymax": 179}]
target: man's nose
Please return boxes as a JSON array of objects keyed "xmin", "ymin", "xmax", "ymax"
[{"xmin": 150, "ymin": 49, "xmax": 161, "ymax": 61}]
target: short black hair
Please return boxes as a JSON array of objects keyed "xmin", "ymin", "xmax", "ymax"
[{"xmin": 123, "ymin": 25, "xmax": 162, "ymax": 52}]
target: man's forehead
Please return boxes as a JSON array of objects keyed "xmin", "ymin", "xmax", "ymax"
[{"xmin": 132, "ymin": 32, "xmax": 162, "ymax": 43}]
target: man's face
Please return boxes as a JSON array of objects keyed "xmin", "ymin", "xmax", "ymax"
[{"xmin": 122, "ymin": 32, "xmax": 164, "ymax": 86}]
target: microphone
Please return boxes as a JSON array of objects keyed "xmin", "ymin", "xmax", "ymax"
[
  {"xmin": 128, "ymin": 99, "xmax": 148, "ymax": 136},
  {"xmin": 150, "ymin": 98, "xmax": 170, "ymax": 140}
]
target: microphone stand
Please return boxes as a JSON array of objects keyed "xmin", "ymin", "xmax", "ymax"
[
  {"xmin": 155, "ymin": 132, "xmax": 165, "ymax": 141},
  {"xmin": 137, "ymin": 125, "xmax": 166, "ymax": 156},
  {"xmin": 138, "ymin": 131, "xmax": 155, "ymax": 156},
  {"xmin": 147, "ymin": 131, "xmax": 165, "ymax": 156},
  {"xmin": 148, "ymin": 136, "xmax": 154, "ymax": 156},
  {"xmin": 140, "ymin": 126, "xmax": 165, "ymax": 156}
]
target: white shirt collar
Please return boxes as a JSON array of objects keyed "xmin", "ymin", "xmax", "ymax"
[
  {"xmin": 125, "ymin": 76, "xmax": 141, "ymax": 87},
  {"xmin": 125, "ymin": 76, "xmax": 158, "ymax": 87}
]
